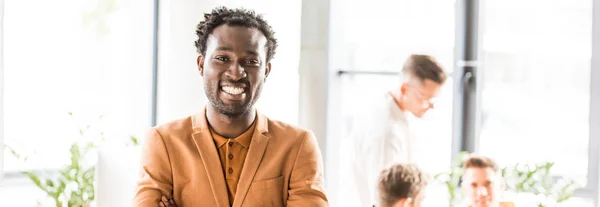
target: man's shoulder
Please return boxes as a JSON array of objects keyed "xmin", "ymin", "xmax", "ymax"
[
  {"xmin": 264, "ymin": 117, "xmax": 322, "ymax": 149},
  {"xmin": 266, "ymin": 118, "xmax": 311, "ymax": 140},
  {"xmin": 152, "ymin": 114, "xmax": 195, "ymax": 138}
]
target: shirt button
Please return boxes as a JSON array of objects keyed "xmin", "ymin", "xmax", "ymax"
[
  {"xmin": 228, "ymin": 153, "xmax": 234, "ymax": 159},
  {"xmin": 228, "ymin": 142, "xmax": 234, "ymax": 146},
  {"xmin": 228, "ymin": 168, "xmax": 233, "ymax": 174}
]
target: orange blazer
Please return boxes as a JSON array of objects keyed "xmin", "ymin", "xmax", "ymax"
[{"xmin": 133, "ymin": 109, "xmax": 328, "ymax": 207}]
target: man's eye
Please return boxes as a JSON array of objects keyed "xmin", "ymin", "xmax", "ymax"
[
  {"xmin": 215, "ymin": 56, "xmax": 229, "ymax": 61},
  {"xmin": 246, "ymin": 59, "xmax": 259, "ymax": 64}
]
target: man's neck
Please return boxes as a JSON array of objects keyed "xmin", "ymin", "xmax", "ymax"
[
  {"xmin": 206, "ymin": 106, "xmax": 256, "ymax": 138},
  {"xmin": 389, "ymin": 91, "xmax": 407, "ymax": 112}
]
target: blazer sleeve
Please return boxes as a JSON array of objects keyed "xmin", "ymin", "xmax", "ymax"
[
  {"xmin": 286, "ymin": 131, "xmax": 329, "ymax": 207},
  {"xmin": 132, "ymin": 128, "xmax": 173, "ymax": 206}
]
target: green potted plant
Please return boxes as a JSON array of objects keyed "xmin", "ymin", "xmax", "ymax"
[
  {"xmin": 434, "ymin": 151, "xmax": 469, "ymax": 207},
  {"xmin": 6, "ymin": 113, "xmax": 140, "ymax": 207},
  {"xmin": 504, "ymin": 162, "xmax": 580, "ymax": 207}
]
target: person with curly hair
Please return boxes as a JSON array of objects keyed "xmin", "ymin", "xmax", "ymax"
[
  {"xmin": 377, "ymin": 163, "xmax": 429, "ymax": 207},
  {"xmin": 133, "ymin": 6, "xmax": 328, "ymax": 207}
]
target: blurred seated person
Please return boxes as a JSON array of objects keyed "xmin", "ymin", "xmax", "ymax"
[
  {"xmin": 377, "ymin": 163, "xmax": 429, "ymax": 207},
  {"xmin": 462, "ymin": 156, "xmax": 515, "ymax": 207}
]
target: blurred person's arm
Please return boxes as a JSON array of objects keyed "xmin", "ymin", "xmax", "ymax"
[{"xmin": 132, "ymin": 128, "xmax": 174, "ymax": 207}]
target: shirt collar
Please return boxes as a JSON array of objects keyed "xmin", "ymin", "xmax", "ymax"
[{"xmin": 209, "ymin": 118, "xmax": 256, "ymax": 148}]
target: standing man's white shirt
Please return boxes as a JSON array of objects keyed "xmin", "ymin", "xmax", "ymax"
[{"xmin": 346, "ymin": 92, "xmax": 416, "ymax": 207}]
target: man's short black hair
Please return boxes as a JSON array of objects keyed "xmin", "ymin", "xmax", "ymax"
[{"xmin": 194, "ymin": 6, "xmax": 278, "ymax": 62}]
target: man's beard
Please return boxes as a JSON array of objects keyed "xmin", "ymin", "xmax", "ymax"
[{"xmin": 204, "ymin": 81, "xmax": 262, "ymax": 118}]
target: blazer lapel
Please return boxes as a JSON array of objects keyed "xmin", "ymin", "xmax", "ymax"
[
  {"xmin": 232, "ymin": 112, "xmax": 270, "ymax": 207},
  {"xmin": 191, "ymin": 109, "xmax": 230, "ymax": 207}
]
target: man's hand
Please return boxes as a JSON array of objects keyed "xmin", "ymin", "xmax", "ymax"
[{"xmin": 159, "ymin": 196, "xmax": 177, "ymax": 207}]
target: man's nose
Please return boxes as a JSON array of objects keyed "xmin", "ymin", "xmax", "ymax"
[
  {"xmin": 226, "ymin": 63, "xmax": 247, "ymax": 81},
  {"xmin": 476, "ymin": 186, "xmax": 489, "ymax": 196}
]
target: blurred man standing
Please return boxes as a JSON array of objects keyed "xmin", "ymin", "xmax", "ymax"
[{"xmin": 345, "ymin": 54, "xmax": 447, "ymax": 206}]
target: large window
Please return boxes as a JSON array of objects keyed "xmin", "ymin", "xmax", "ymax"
[
  {"xmin": 477, "ymin": 1, "xmax": 595, "ymax": 205},
  {"xmin": 1, "ymin": 0, "xmax": 154, "ymax": 204},
  {"xmin": 3, "ymin": 0, "xmax": 153, "ymax": 172},
  {"xmin": 478, "ymin": 0, "xmax": 592, "ymax": 190}
]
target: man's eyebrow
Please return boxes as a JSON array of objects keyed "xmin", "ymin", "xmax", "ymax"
[
  {"xmin": 216, "ymin": 46, "xmax": 233, "ymax": 51},
  {"xmin": 215, "ymin": 47, "xmax": 258, "ymax": 56},
  {"xmin": 245, "ymin": 50, "xmax": 258, "ymax": 56}
]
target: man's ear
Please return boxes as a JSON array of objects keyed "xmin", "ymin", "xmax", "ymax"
[
  {"xmin": 197, "ymin": 55, "xmax": 205, "ymax": 76},
  {"xmin": 400, "ymin": 83, "xmax": 409, "ymax": 95},
  {"xmin": 264, "ymin": 62, "xmax": 272, "ymax": 81}
]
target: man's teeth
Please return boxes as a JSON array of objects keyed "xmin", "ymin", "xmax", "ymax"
[{"xmin": 222, "ymin": 86, "xmax": 245, "ymax": 95}]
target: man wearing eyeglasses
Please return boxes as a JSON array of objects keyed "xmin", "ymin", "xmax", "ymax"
[{"xmin": 343, "ymin": 54, "xmax": 447, "ymax": 207}]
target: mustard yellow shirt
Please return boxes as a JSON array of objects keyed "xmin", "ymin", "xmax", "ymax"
[{"xmin": 210, "ymin": 121, "xmax": 256, "ymax": 204}]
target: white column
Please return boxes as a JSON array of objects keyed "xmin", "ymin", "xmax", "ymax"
[
  {"xmin": 298, "ymin": 0, "xmax": 331, "ymax": 160},
  {"xmin": 298, "ymin": 0, "xmax": 342, "ymax": 204}
]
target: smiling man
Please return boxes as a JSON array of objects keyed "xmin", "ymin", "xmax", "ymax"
[
  {"xmin": 133, "ymin": 7, "xmax": 328, "ymax": 207},
  {"xmin": 462, "ymin": 156, "xmax": 514, "ymax": 207}
]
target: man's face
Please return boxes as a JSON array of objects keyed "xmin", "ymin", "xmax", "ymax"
[
  {"xmin": 462, "ymin": 167, "xmax": 503, "ymax": 207},
  {"xmin": 401, "ymin": 79, "xmax": 441, "ymax": 118},
  {"xmin": 198, "ymin": 25, "xmax": 271, "ymax": 117}
]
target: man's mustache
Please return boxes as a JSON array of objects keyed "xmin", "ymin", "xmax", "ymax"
[{"xmin": 220, "ymin": 79, "xmax": 250, "ymax": 88}]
